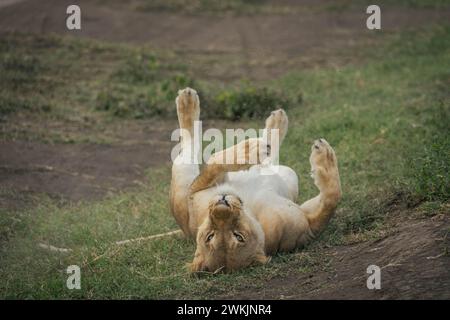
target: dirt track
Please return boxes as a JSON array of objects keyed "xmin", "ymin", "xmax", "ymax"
[
  {"xmin": 1, "ymin": 0, "xmax": 449, "ymax": 80},
  {"xmin": 225, "ymin": 215, "xmax": 450, "ymax": 299},
  {"xmin": 0, "ymin": 140, "xmax": 170, "ymax": 203}
]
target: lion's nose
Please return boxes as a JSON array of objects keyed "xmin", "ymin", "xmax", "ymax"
[{"xmin": 217, "ymin": 195, "xmax": 229, "ymax": 206}]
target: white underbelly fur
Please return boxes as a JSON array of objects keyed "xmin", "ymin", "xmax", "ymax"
[{"xmin": 223, "ymin": 165, "xmax": 299, "ymax": 203}]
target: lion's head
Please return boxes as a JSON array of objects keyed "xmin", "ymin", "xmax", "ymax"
[{"xmin": 190, "ymin": 192, "xmax": 269, "ymax": 273}]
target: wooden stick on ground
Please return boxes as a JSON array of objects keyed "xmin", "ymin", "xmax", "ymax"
[
  {"xmin": 38, "ymin": 243, "xmax": 73, "ymax": 253},
  {"xmin": 115, "ymin": 229, "xmax": 183, "ymax": 246},
  {"xmin": 37, "ymin": 229, "xmax": 183, "ymax": 254}
]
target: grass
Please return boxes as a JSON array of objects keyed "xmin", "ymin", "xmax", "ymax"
[
  {"xmin": 204, "ymin": 85, "xmax": 295, "ymax": 120},
  {"xmin": 132, "ymin": 0, "xmax": 450, "ymax": 14},
  {"xmin": 133, "ymin": 0, "xmax": 296, "ymax": 15},
  {"xmin": 0, "ymin": 22, "xmax": 449, "ymax": 298},
  {"xmin": 273, "ymin": 24, "xmax": 450, "ymax": 239}
]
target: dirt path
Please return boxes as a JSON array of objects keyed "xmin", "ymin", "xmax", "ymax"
[
  {"xmin": 224, "ymin": 215, "xmax": 450, "ymax": 300},
  {"xmin": 1, "ymin": 0, "xmax": 449, "ymax": 80},
  {"xmin": 0, "ymin": 140, "xmax": 170, "ymax": 204},
  {"xmin": 0, "ymin": 117, "xmax": 246, "ymax": 206}
]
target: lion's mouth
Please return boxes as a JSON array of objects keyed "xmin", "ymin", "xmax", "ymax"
[{"xmin": 216, "ymin": 199, "xmax": 230, "ymax": 207}]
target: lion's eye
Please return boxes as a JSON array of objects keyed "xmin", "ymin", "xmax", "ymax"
[
  {"xmin": 206, "ymin": 233, "xmax": 214, "ymax": 243},
  {"xmin": 234, "ymin": 232, "xmax": 244, "ymax": 242}
]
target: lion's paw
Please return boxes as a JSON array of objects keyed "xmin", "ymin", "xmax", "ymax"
[
  {"xmin": 264, "ymin": 108, "xmax": 288, "ymax": 144},
  {"xmin": 176, "ymin": 87, "xmax": 200, "ymax": 130},
  {"xmin": 309, "ymin": 138, "xmax": 339, "ymax": 189}
]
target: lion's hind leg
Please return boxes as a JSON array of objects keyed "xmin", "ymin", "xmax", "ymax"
[{"xmin": 170, "ymin": 88, "xmax": 201, "ymax": 237}]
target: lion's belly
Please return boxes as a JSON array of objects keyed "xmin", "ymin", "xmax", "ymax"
[{"xmin": 225, "ymin": 165, "xmax": 299, "ymax": 202}]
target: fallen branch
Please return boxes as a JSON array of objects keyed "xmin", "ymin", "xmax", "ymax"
[
  {"xmin": 381, "ymin": 262, "xmax": 403, "ymax": 269},
  {"xmin": 115, "ymin": 229, "xmax": 183, "ymax": 246},
  {"xmin": 426, "ymin": 252, "xmax": 446, "ymax": 260},
  {"xmin": 37, "ymin": 229, "xmax": 183, "ymax": 255},
  {"xmin": 82, "ymin": 246, "xmax": 122, "ymax": 268},
  {"xmin": 38, "ymin": 243, "xmax": 72, "ymax": 253}
]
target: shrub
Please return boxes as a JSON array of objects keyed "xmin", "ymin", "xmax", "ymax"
[
  {"xmin": 0, "ymin": 53, "xmax": 45, "ymax": 90},
  {"xmin": 210, "ymin": 86, "xmax": 292, "ymax": 120},
  {"xmin": 114, "ymin": 52, "xmax": 160, "ymax": 84},
  {"xmin": 0, "ymin": 92, "xmax": 51, "ymax": 117},
  {"xmin": 95, "ymin": 86, "xmax": 156, "ymax": 118},
  {"xmin": 95, "ymin": 75, "xmax": 197, "ymax": 118}
]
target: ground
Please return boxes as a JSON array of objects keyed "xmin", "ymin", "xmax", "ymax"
[
  {"xmin": 229, "ymin": 215, "xmax": 450, "ymax": 299},
  {"xmin": 0, "ymin": 0, "xmax": 449, "ymax": 299}
]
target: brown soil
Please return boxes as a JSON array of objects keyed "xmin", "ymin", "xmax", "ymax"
[
  {"xmin": 0, "ymin": 117, "xmax": 241, "ymax": 205},
  {"xmin": 0, "ymin": 140, "xmax": 169, "ymax": 203},
  {"xmin": 224, "ymin": 214, "xmax": 450, "ymax": 300},
  {"xmin": 1, "ymin": 0, "xmax": 449, "ymax": 81},
  {"xmin": 0, "ymin": 112, "xmax": 178, "ymax": 207}
]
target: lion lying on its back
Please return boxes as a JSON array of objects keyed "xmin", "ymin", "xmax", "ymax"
[{"xmin": 170, "ymin": 88, "xmax": 341, "ymax": 272}]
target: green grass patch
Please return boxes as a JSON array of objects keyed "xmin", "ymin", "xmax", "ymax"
[
  {"xmin": 134, "ymin": 0, "xmax": 269, "ymax": 14},
  {"xmin": 207, "ymin": 85, "xmax": 296, "ymax": 120},
  {"xmin": 133, "ymin": 0, "xmax": 450, "ymax": 14},
  {"xmin": 0, "ymin": 37, "xmax": 56, "ymax": 117},
  {"xmin": 323, "ymin": 0, "xmax": 450, "ymax": 12}
]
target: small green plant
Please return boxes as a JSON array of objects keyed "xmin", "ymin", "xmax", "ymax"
[
  {"xmin": 0, "ymin": 53, "xmax": 45, "ymax": 90},
  {"xmin": 136, "ymin": 0, "xmax": 267, "ymax": 14},
  {"xmin": 95, "ymin": 75, "xmax": 197, "ymax": 118},
  {"xmin": 0, "ymin": 92, "xmax": 51, "ymax": 116},
  {"xmin": 159, "ymin": 74, "xmax": 197, "ymax": 102},
  {"xmin": 114, "ymin": 52, "xmax": 160, "ymax": 84},
  {"xmin": 95, "ymin": 86, "xmax": 157, "ymax": 118},
  {"xmin": 211, "ymin": 86, "xmax": 293, "ymax": 120},
  {"xmin": 0, "ymin": 53, "xmax": 52, "ymax": 116}
]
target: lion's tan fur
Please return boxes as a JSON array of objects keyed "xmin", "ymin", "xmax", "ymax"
[{"xmin": 170, "ymin": 88, "xmax": 342, "ymax": 272}]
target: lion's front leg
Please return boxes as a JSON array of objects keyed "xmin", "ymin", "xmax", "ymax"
[
  {"xmin": 189, "ymin": 138, "xmax": 263, "ymax": 195},
  {"xmin": 188, "ymin": 108, "xmax": 290, "ymax": 195},
  {"xmin": 261, "ymin": 108, "xmax": 288, "ymax": 165},
  {"xmin": 300, "ymin": 138, "xmax": 342, "ymax": 235}
]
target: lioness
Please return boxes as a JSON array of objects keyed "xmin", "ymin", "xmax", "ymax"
[{"xmin": 170, "ymin": 87, "xmax": 341, "ymax": 272}]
